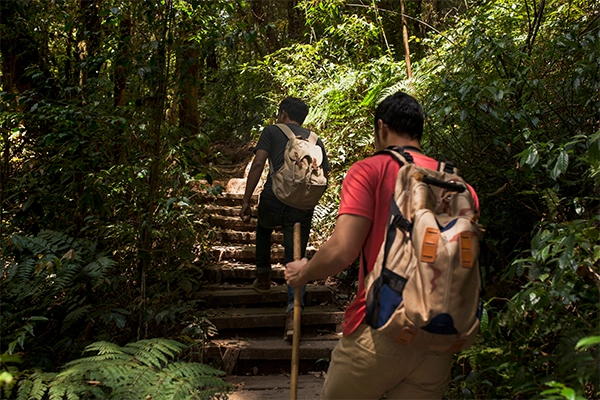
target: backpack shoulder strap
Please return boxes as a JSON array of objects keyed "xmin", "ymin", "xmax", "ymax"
[
  {"xmin": 374, "ymin": 146, "xmax": 414, "ymax": 166},
  {"xmin": 275, "ymin": 123, "xmax": 297, "ymax": 140},
  {"xmin": 438, "ymin": 160, "xmax": 459, "ymax": 175}
]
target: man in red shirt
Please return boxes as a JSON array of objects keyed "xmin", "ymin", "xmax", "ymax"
[{"xmin": 285, "ymin": 91, "xmax": 479, "ymax": 399}]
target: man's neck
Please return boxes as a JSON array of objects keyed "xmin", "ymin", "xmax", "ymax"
[
  {"xmin": 385, "ymin": 136, "xmax": 421, "ymax": 150},
  {"xmin": 277, "ymin": 113, "xmax": 301, "ymax": 126}
]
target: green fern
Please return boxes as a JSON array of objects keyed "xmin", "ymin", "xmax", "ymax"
[
  {"xmin": 61, "ymin": 305, "xmax": 92, "ymax": 334},
  {"xmin": 3, "ymin": 230, "xmax": 119, "ymax": 360},
  {"xmin": 12, "ymin": 338, "xmax": 233, "ymax": 400},
  {"xmin": 16, "ymin": 371, "xmax": 56, "ymax": 400}
]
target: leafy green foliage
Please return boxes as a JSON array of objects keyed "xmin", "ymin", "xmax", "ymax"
[
  {"xmin": 13, "ymin": 339, "xmax": 230, "ymax": 400},
  {"xmin": 2, "ymin": 230, "xmax": 119, "ymax": 369},
  {"xmin": 409, "ymin": 1, "xmax": 600, "ymax": 398},
  {"xmin": 2, "ymin": 0, "xmax": 599, "ymax": 399}
]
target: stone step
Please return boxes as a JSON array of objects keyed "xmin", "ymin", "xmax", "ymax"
[
  {"xmin": 203, "ymin": 262, "xmax": 285, "ymax": 284},
  {"xmin": 202, "ymin": 305, "xmax": 344, "ymax": 330},
  {"xmin": 214, "ymin": 230, "xmax": 283, "ymax": 245},
  {"xmin": 211, "ymin": 245, "xmax": 285, "ymax": 263},
  {"xmin": 195, "ymin": 284, "xmax": 333, "ymax": 308}
]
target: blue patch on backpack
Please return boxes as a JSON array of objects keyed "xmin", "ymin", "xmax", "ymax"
[{"xmin": 377, "ymin": 284, "xmax": 403, "ymax": 328}]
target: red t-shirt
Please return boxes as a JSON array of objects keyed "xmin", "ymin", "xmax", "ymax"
[{"xmin": 338, "ymin": 150, "xmax": 480, "ymax": 336}]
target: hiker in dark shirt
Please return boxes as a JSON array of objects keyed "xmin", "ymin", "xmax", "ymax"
[{"xmin": 240, "ymin": 97, "xmax": 330, "ymax": 341}]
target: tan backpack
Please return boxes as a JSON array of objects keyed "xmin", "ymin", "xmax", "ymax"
[
  {"xmin": 271, "ymin": 123, "xmax": 327, "ymax": 210},
  {"xmin": 364, "ymin": 147, "xmax": 484, "ymax": 353}
]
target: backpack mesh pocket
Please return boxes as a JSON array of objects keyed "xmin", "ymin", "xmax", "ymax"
[{"xmin": 365, "ymin": 268, "xmax": 407, "ymax": 329}]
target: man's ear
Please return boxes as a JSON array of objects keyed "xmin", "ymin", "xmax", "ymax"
[
  {"xmin": 377, "ymin": 119, "xmax": 389, "ymax": 141},
  {"xmin": 277, "ymin": 110, "xmax": 288, "ymax": 123}
]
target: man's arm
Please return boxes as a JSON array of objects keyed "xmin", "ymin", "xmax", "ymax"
[
  {"xmin": 239, "ymin": 149, "xmax": 269, "ymax": 221},
  {"xmin": 285, "ymin": 214, "xmax": 371, "ymax": 287}
]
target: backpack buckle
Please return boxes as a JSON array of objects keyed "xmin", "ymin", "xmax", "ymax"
[{"xmin": 393, "ymin": 215, "xmax": 413, "ymax": 233}]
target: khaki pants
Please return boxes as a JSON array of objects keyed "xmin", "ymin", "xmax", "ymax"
[{"xmin": 321, "ymin": 324, "xmax": 453, "ymax": 400}]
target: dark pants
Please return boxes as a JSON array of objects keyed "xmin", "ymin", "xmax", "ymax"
[{"xmin": 256, "ymin": 189, "xmax": 312, "ymax": 314}]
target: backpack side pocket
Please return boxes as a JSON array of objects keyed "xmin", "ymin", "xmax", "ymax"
[{"xmin": 365, "ymin": 268, "xmax": 407, "ymax": 329}]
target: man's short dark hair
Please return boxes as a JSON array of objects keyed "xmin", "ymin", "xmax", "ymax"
[
  {"xmin": 374, "ymin": 92, "xmax": 424, "ymax": 141},
  {"xmin": 279, "ymin": 97, "xmax": 309, "ymax": 125}
]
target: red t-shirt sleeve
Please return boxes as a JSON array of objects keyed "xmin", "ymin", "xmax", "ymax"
[
  {"xmin": 338, "ymin": 162, "xmax": 376, "ymax": 221},
  {"xmin": 468, "ymin": 185, "xmax": 480, "ymax": 212}
]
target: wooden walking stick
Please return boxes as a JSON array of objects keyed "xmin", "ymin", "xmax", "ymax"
[{"xmin": 290, "ymin": 222, "xmax": 301, "ymax": 400}]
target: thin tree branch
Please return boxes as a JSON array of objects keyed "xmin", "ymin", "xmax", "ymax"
[{"xmin": 347, "ymin": 3, "xmax": 456, "ymax": 45}]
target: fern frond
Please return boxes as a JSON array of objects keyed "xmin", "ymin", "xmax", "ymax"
[
  {"xmin": 165, "ymin": 361, "xmax": 225, "ymax": 378},
  {"xmin": 61, "ymin": 305, "xmax": 92, "ymax": 333},
  {"xmin": 17, "ymin": 373, "xmax": 49, "ymax": 400},
  {"xmin": 81, "ymin": 341, "xmax": 124, "ymax": 356},
  {"xmin": 313, "ymin": 202, "xmax": 337, "ymax": 224},
  {"xmin": 154, "ymin": 362, "xmax": 230, "ymax": 400},
  {"xmin": 18, "ymin": 339, "xmax": 229, "ymax": 400},
  {"xmin": 128, "ymin": 341, "xmax": 167, "ymax": 368},
  {"xmin": 53, "ymin": 262, "xmax": 83, "ymax": 292},
  {"xmin": 83, "ymin": 256, "xmax": 116, "ymax": 283},
  {"xmin": 378, "ymin": 80, "xmax": 414, "ymax": 104},
  {"xmin": 130, "ymin": 339, "xmax": 186, "ymax": 367},
  {"xmin": 38, "ymin": 230, "xmax": 74, "ymax": 254},
  {"xmin": 16, "ymin": 379, "xmax": 33, "ymax": 400}
]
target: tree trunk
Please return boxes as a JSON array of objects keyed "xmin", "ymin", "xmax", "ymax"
[
  {"xmin": 250, "ymin": 0, "xmax": 278, "ymax": 54},
  {"xmin": 137, "ymin": 0, "xmax": 173, "ymax": 340},
  {"xmin": 0, "ymin": 0, "xmax": 43, "ymax": 94},
  {"xmin": 400, "ymin": 0, "xmax": 413, "ymax": 80},
  {"xmin": 78, "ymin": 0, "xmax": 102, "ymax": 86},
  {"xmin": 286, "ymin": 0, "xmax": 302, "ymax": 41},
  {"xmin": 114, "ymin": 16, "xmax": 131, "ymax": 107},
  {"xmin": 177, "ymin": 39, "xmax": 200, "ymax": 134}
]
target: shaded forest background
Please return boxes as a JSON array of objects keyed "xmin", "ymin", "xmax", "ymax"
[{"xmin": 1, "ymin": 0, "xmax": 598, "ymax": 399}]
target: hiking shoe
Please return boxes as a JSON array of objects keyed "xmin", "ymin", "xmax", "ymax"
[
  {"xmin": 252, "ymin": 272, "xmax": 271, "ymax": 293},
  {"xmin": 284, "ymin": 312, "xmax": 300, "ymax": 342}
]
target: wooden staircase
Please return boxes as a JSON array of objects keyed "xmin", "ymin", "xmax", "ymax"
[{"xmin": 196, "ymin": 185, "xmax": 342, "ymax": 393}]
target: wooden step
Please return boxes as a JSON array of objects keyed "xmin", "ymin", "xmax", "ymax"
[
  {"xmin": 211, "ymin": 245, "xmax": 285, "ymax": 263},
  {"xmin": 225, "ymin": 374, "xmax": 325, "ymax": 400},
  {"xmin": 214, "ymin": 230, "xmax": 284, "ymax": 245},
  {"xmin": 207, "ymin": 335, "xmax": 339, "ymax": 366},
  {"xmin": 210, "ymin": 215, "xmax": 257, "ymax": 232},
  {"xmin": 195, "ymin": 284, "xmax": 334, "ymax": 308},
  {"xmin": 211, "ymin": 245, "xmax": 316, "ymax": 263},
  {"xmin": 203, "ymin": 205, "xmax": 258, "ymax": 218},
  {"xmin": 206, "ymin": 335, "xmax": 339, "ymax": 375},
  {"xmin": 202, "ymin": 305, "xmax": 344, "ymax": 330},
  {"xmin": 203, "ymin": 262, "xmax": 285, "ymax": 283},
  {"xmin": 200, "ymin": 193, "xmax": 256, "ymax": 207}
]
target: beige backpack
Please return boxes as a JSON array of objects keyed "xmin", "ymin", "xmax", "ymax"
[
  {"xmin": 364, "ymin": 147, "xmax": 484, "ymax": 353},
  {"xmin": 271, "ymin": 123, "xmax": 327, "ymax": 210}
]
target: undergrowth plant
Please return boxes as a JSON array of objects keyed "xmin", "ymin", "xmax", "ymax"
[
  {"xmin": 2, "ymin": 230, "xmax": 120, "ymax": 369},
  {"xmin": 414, "ymin": 1, "xmax": 599, "ymax": 398},
  {"xmin": 448, "ymin": 218, "xmax": 600, "ymax": 399},
  {"xmin": 14, "ymin": 338, "xmax": 230, "ymax": 400}
]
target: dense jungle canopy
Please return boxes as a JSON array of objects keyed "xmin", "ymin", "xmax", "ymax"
[{"xmin": 1, "ymin": 0, "xmax": 599, "ymax": 399}]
